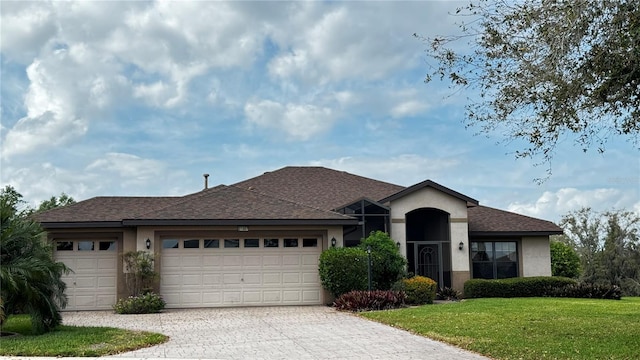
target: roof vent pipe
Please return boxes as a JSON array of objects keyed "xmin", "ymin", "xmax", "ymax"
[{"xmin": 203, "ymin": 173, "xmax": 210, "ymax": 189}]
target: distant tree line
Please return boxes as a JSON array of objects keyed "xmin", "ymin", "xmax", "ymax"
[{"xmin": 551, "ymin": 207, "xmax": 640, "ymax": 296}]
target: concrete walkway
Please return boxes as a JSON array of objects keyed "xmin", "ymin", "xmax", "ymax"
[{"xmin": 3, "ymin": 306, "xmax": 490, "ymax": 360}]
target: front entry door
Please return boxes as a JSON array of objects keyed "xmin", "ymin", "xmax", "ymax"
[{"xmin": 411, "ymin": 243, "xmax": 443, "ymax": 286}]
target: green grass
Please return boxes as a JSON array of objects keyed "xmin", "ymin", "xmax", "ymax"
[
  {"xmin": 0, "ymin": 315, "xmax": 168, "ymax": 357},
  {"xmin": 361, "ymin": 297, "xmax": 640, "ymax": 360}
]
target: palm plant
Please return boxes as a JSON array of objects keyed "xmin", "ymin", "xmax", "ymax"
[{"xmin": 0, "ymin": 196, "xmax": 69, "ymax": 334}]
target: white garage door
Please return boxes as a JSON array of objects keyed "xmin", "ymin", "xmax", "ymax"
[
  {"xmin": 161, "ymin": 237, "xmax": 322, "ymax": 308},
  {"xmin": 54, "ymin": 240, "xmax": 118, "ymax": 311}
]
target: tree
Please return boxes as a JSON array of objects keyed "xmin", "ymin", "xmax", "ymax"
[
  {"xmin": 358, "ymin": 231, "xmax": 406, "ymax": 290},
  {"xmin": 560, "ymin": 207, "xmax": 640, "ymax": 295},
  {"xmin": 0, "ymin": 188, "xmax": 70, "ymax": 334},
  {"xmin": 549, "ymin": 236, "xmax": 581, "ymax": 278},
  {"xmin": 36, "ymin": 193, "xmax": 76, "ymax": 213},
  {"xmin": 418, "ymin": 0, "xmax": 639, "ymax": 172}
]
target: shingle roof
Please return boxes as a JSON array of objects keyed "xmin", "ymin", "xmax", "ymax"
[
  {"xmin": 124, "ymin": 185, "xmax": 356, "ymax": 225},
  {"xmin": 35, "ymin": 166, "xmax": 562, "ymax": 235},
  {"xmin": 467, "ymin": 205, "xmax": 563, "ymax": 236},
  {"xmin": 34, "ymin": 196, "xmax": 179, "ymax": 223},
  {"xmin": 233, "ymin": 166, "xmax": 405, "ymax": 211}
]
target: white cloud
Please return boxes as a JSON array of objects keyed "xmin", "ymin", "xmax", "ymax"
[
  {"xmin": 0, "ymin": 2, "xmax": 57, "ymax": 63},
  {"xmin": 86, "ymin": 152, "xmax": 167, "ymax": 188},
  {"xmin": 244, "ymin": 99, "xmax": 335, "ymax": 140},
  {"xmin": 508, "ymin": 187, "xmax": 640, "ymax": 222},
  {"xmin": 309, "ymin": 154, "xmax": 460, "ymax": 186}
]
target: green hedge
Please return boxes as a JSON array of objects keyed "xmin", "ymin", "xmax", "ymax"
[
  {"xmin": 464, "ymin": 276, "xmax": 577, "ymax": 298},
  {"xmin": 394, "ymin": 276, "xmax": 437, "ymax": 304}
]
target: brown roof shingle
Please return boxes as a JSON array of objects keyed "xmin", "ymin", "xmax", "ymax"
[
  {"xmin": 34, "ymin": 196, "xmax": 179, "ymax": 223},
  {"xmin": 233, "ymin": 166, "xmax": 404, "ymax": 211},
  {"xmin": 467, "ymin": 205, "xmax": 563, "ymax": 236},
  {"xmin": 127, "ymin": 185, "xmax": 355, "ymax": 224}
]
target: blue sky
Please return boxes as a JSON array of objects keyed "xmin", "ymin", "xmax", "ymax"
[{"xmin": 1, "ymin": 1, "xmax": 638, "ymax": 223}]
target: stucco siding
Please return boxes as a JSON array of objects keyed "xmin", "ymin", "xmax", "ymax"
[
  {"xmin": 521, "ymin": 236, "xmax": 552, "ymax": 276},
  {"xmin": 450, "ymin": 222, "xmax": 470, "ymax": 271}
]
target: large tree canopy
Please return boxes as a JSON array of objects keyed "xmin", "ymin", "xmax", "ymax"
[{"xmin": 419, "ymin": 0, "xmax": 639, "ymax": 169}]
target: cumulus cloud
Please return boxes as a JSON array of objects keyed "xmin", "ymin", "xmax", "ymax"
[
  {"xmin": 508, "ymin": 187, "xmax": 640, "ymax": 222},
  {"xmin": 309, "ymin": 154, "xmax": 460, "ymax": 186},
  {"xmin": 244, "ymin": 99, "xmax": 335, "ymax": 140},
  {"xmin": 86, "ymin": 152, "xmax": 167, "ymax": 188}
]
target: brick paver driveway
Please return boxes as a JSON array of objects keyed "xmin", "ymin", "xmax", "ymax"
[{"xmin": 61, "ymin": 306, "xmax": 489, "ymax": 360}]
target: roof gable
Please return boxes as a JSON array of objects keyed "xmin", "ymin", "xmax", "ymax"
[
  {"xmin": 379, "ymin": 179, "xmax": 479, "ymax": 205},
  {"xmin": 233, "ymin": 166, "xmax": 404, "ymax": 211}
]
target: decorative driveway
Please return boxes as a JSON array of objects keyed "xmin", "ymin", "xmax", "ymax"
[{"xmin": 55, "ymin": 306, "xmax": 490, "ymax": 360}]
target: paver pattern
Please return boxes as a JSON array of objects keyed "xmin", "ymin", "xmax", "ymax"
[{"xmin": 56, "ymin": 306, "xmax": 489, "ymax": 360}]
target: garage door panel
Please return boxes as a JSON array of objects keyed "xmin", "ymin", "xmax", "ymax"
[
  {"xmin": 77, "ymin": 258, "xmax": 99, "ymax": 269},
  {"xmin": 203, "ymin": 274, "xmax": 222, "ymax": 285},
  {"xmin": 262, "ymin": 255, "xmax": 281, "ymax": 266},
  {"xmin": 283, "ymin": 273, "xmax": 300, "ymax": 284},
  {"xmin": 263, "ymin": 273, "xmax": 281, "ymax": 284},
  {"xmin": 243, "ymin": 291, "xmax": 261, "ymax": 303},
  {"xmin": 98, "ymin": 258, "xmax": 116, "ymax": 269},
  {"xmin": 202, "ymin": 292, "xmax": 222, "ymax": 305},
  {"xmin": 243, "ymin": 273, "xmax": 261, "ymax": 284},
  {"xmin": 282, "ymin": 255, "xmax": 300, "ymax": 265},
  {"xmin": 163, "ymin": 256, "xmax": 182, "ymax": 268},
  {"xmin": 301, "ymin": 254, "xmax": 319, "ymax": 266},
  {"xmin": 224, "ymin": 291, "xmax": 241, "ymax": 303},
  {"xmin": 162, "ymin": 274, "xmax": 181, "ymax": 285},
  {"xmin": 263, "ymin": 291, "xmax": 281, "ymax": 302},
  {"xmin": 303, "ymin": 290, "xmax": 321, "ymax": 302},
  {"xmin": 223, "ymin": 273, "xmax": 242, "ymax": 284},
  {"xmin": 283, "ymin": 291, "xmax": 301, "ymax": 302},
  {"xmin": 302, "ymin": 272, "xmax": 319, "ymax": 284},
  {"xmin": 98, "ymin": 276, "xmax": 116, "ymax": 287},
  {"xmin": 182, "ymin": 274, "xmax": 202, "ymax": 285},
  {"xmin": 181, "ymin": 292, "xmax": 203, "ymax": 304},
  {"xmin": 223, "ymin": 256, "xmax": 242, "ymax": 266},
  {"xmin": 203, "ymin": 255, "xmax": 222, "ymax": 267}
]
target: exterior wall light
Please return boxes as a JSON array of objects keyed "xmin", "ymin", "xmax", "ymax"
[
  {"xmin": 396, "ymin": 241, "xmax": 401, "ymax": 248},
  {"xmin": 146, "ymin": 238, "xmax": 151, "ymax": 250},
  {"xmin": 331, "ymin": 237, "xmax": 337, "ymax": 247},
  {"xmin": 459, "ymin": 241, "xmax": 464, "ymax": 250}
]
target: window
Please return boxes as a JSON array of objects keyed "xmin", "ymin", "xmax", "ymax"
[
  {"xmin": 224, "ymin": 239, "xmax": 240, "ymax": 248},
  {"xmin": 184, "ymin": 239, "xmax": 200, "ymax": 248},
  {"xmin": 244, "ymin": 238, "xmax": 259, "ymax": 248},
  {"xmin": 471, "ymin": 241, "xmax": 518, "ymax": 279},
  {"xmin": 56, "ymin": 241, "xmax": 73, "ymax": 251},
  {"xmin": 303, "ymin": 238, "xmax": 318, "ymax": 247},
  {"xmin": 78, "ymin": 241, "xmax": 94, "ymax": 251},
  {"xmin": 264, "ymin": 238, "xmax": 279, "ymax": 248},
  {"xmin": 284, "ymin": 238, "xmax": 298, "ymax": 247},
  {"xmin": 99, "ymin": 241, "xmax": 116, "ymax": 251},
  {"xmin": 204, "ymin": 239, "xmax": 220, "ymax": 248},
  {"xmin": 163, "ymin": 239, "xmax": 179, "ymax": 249}
]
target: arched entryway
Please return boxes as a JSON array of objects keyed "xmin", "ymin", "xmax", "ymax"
[{"xmin": 406, "ymin": 208, "xmax": 452, "ymax": 288}]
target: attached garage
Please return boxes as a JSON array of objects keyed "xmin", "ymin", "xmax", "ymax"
[
  {"xmin": 160, "ymin": 236, "xmax": 322, "ymax": 307},
  {"xmin": 53, "ymin": 239, "xmax": 118, "ymax": 311}
]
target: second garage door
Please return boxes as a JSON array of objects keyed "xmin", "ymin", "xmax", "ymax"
[{"xmin": 160, "ymin": 237, "xmax": 322, "ymax": 308}]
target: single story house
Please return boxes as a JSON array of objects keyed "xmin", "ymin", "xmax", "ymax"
[{"xmin": 36, "ymin": 166, "xmax": 562, "ymax": 311}]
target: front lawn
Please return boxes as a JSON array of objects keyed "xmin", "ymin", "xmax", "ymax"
[
  {"xmin": 361, "ymin": 297, "xmax": 640, "ymax": 360},
  {"xmin": 0, "ymin": 315, "xmax": 168, "ymax": 357}
]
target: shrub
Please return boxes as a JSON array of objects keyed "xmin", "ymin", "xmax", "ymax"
[
  {"xmin": 123, "ymin": 251, "xmax": 158, "ymax": 297},
  {"xmin": 333, "ymin": 290, "xmax": 405, "ymax": 312},
  {"xmin": 113, "ymin": 293, "xmax": 166, "ymax": 314},
  {"xmin": 437, "ymin": 287, "xmax": 462, "ymax": 301},
  {"xmin": 319, "ymin": 247, "xmax": 368, "ymax": 297},
  {"xmin": 550, "ymin": 240, "xmax": 581, "ymax": 278},
  {"xmin": 464, "ymin": 276, "xmax": 577, "ymax": 298},
  {"xmin": 397, "ymin": 276, "xmax": 437, "ymax": 304},
  {"xmin": 548, "ymin": 282, "xmax": 622, "ymax": 300},
  {"xmin": 358, "ymin": 231, "xmax": 407, "ymax": 290}
]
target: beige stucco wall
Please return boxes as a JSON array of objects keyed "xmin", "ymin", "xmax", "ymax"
[
  {"xmin": 521, "ymin": 236, "xmax": 552, "ymax": 276},
  {"xmin": 388, "ymin": 187, "xmax": 470, "ymax": 272}
]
